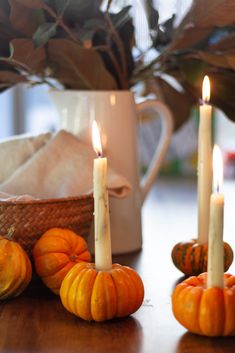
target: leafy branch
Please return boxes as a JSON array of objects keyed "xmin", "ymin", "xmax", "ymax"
[{"xmin": 0, "ymin": 0, "xmax": 235, "ymax": 129}]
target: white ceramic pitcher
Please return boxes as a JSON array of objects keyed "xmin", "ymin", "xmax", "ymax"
[{"xmin": 50, "ymin": 90, "xmax": 173, "ymax": 254}]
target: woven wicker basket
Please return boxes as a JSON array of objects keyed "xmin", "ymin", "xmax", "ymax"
[{"xmin": 0, "ymin": 194, "xmax": 94, "ymax": 256}]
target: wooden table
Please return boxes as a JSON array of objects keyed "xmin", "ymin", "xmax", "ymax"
[{"xmin": 1, "ymin": 178, "xmax": 235, "ymax": 353}]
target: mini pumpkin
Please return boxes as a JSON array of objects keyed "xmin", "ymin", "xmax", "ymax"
[
  {"xmin": 60, "ymin": 262, "xmax": 144, "ymax": 322},
  {"xmin": 171, "ymin": 239, "xmax": 233, "ymax": 276},
  {"xmin": 33, "ymin": 228, "xmax": 91, "ymax": 294},
  {"xmin": 172, "ymin": 272, "xmax": 235, "ymax": 336},
  {"xmin": 0, "ymin": 235, "xmax": 32, "ymax": 299}
]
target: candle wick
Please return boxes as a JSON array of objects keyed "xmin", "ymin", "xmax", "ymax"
[
  {"xmin": 98, "ymin": 151, "xmax": 102, "ymax": 158},
  {"xmin": 200, "ymin": 98, "xmax": 209, "ymax": 105},
  {"xmin": 216, "ymin": 183, "xmax": 219, "ymax": 193},
  {"xmin": 199, "ymin": 98, "xmax": 204, "ymax": 105}
]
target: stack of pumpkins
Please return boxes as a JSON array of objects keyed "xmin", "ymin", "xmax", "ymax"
[{"xmin": 0, "ymin": 228, "xmax": 144, "ymax": 322}]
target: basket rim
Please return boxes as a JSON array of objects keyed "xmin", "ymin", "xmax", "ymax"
[{"xmin": 0, "ymin": 193, "xmax": 93, "ymax": 206}]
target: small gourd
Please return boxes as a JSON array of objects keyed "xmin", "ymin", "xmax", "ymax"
[
  {"xmin": 171, "ymin": 239, "xmax": 233, "ymax": 276},
  {"xmin": 0, "ymin": 235, "xmax": 32, "ymax": 299},
  {"xmin": 33, "ymin": 228, "xmax": 91, "ymax": 294},
  {"xmin": 60, "ymin": 262, "xmax": 144, "ymax": 322},
  {"xmin": 172, "ymin": 272, "xmax": 235, "ymax": 336}
]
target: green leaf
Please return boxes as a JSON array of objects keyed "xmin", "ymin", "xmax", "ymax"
[
  {"xmin": 111, "ymin": 6, "xmax": 132, "ymax": 30},
  {"xmin": 33, "ymin": 23, "xmax": 57, "ymax": 47},
  {"xmin": 47, "ymin": 39, "xmax": 118, "ymax": 90}
]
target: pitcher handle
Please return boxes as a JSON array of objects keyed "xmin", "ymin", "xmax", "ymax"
[{"xmin": 136, "ymin": 100, "xmax": 173, "ymax": 204}]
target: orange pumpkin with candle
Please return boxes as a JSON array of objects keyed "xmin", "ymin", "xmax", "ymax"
[
  {"xmin": 172, "ymin": 145, "xmax": 235, "ymax": 337},
  {"xmin": 33, "ymin": 228, "xmax": 91, "ymax": 294},
  {"xmin": 171, "ymin": 239, "xmax": 233, "ymax": 276},
  {"xmin": 171, "ymin": 143, "xmax": 234, "ymax": 276},
  {"xmin": 172, "ymin": 272, "xmax": 235, "ymax": 336},
  {"xmin": 0, "ymin": 235, "xmax": 32, "ymax": 299},
  {"xmin": 60, "ymin": 262, "xmax": 144, "ymax": 322},
  {"xmin": 60, "ymin": 121, "xmax": 144, "ymax": 322}
]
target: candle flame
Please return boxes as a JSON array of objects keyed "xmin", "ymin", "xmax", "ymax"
[
  {"xmin": 92, "ymin": 120, "xmax": 102, "ymax": 157},
  {"xmin": 202, "ymin": 75, "xmax": 210, "ymax": 102},
  {"xmin": 213, "ymin": 144, "xmax": 223, "ymax": 193}
]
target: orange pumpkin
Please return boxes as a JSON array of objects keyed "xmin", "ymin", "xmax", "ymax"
[
  {"xmin": 171, "ymin": 239, "xmax": 233, "ymax": 276},
  {"xmin": 33, "ymin": 228, "xmax": 91, "ymax": 294},
  {"xmin": 60, "ymin": 262, "xmax": 144, "ymax": 322},
  {"xmin": 172, "ymin": 272, "xmax": 235, "ymax": 336},
  {"xmin": 0, "ymin": 235, "xmax": 32, "ymax": 299}
]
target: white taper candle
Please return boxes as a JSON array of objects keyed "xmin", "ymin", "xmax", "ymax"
[
  {"xmin": 207, "ymin": 145, "xmax": 224, "ymax": 288},
  {"xmin": 92, "ymin": 120, "xmax": 112, "ymax": 271},
  {"xmin": 198, "ymin": 75, "xmax": 212, "ymax": 244}
]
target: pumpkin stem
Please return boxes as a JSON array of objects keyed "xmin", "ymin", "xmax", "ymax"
[
  {"xmin": 70, "ymin": 254, "xmax": 78, "ymax": 262},
  {"xmin": 6, "ymin": 226, "xmax": 15, "ymax": 241}
]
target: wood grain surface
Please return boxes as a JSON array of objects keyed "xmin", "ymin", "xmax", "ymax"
[{"xmin": 0, "ymin": 178, "xmax": 235, "ymax": 353}]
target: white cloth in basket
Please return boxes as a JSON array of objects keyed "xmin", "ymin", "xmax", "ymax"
[{"xmin": 0, "ymin": 130, "xmax": 131, "ymax": 200}]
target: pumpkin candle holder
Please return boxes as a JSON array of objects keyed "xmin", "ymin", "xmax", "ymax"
[
  {"xmin": 60, "ymin": 121, "xmax": 144, "ymax": 322},
  {"xmin": 171, "ymin": 78, "xmax": 233, "ymax": 276},
  {"xmin": 171, "ymin": 239, "xmax": 233, "ymax": 276},
  {"xmin": 172, "ymin": 145, "xmax": 235, "ymax": 337}
]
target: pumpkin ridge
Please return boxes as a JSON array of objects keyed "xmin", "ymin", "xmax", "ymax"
[
  {"xmin": 76, "ymin": 268, "xmax": 97, "ymax": 320},
  {"xmin": 109, "ymin": 268, "xmax": 121, "ymax": 316},
  {"xmin": 198, "ymin": 244, "xmax": 205, "ymax": 273},
  {"xmin": 178, "ymin": 285, "xmax": 203, "ymax": 335},
  {"xmin": 199, "ymin": 287, "xmax": 225, "ymax": 336},
  {"xmin": 73, "ymin": 239, "xmax": 89, "ymax": 255},
  {"xmin": 91, "ymin": 272, "xmax": 108, "ymax": 321},
  {"xmin": 60, "ymin": 263, "xmax": 88, "ymax": 312},
  {"xmin": 121, "ymin": 268, "xmax": 138, "ymax": 314},
  {"xmin": 105, "ymin": 271, "xmax": 118, "ymax": 318},
  {"xmin": 34, "ymin": 249, "xmax": 72, "ymax": 256},
  {"xmin": 123, "ymin": 266, "xmax": 144, "ymax": 312},
  {"xmin": 42, "ymin": 262, "xmax": 74, "ymax": 294},
  {"xmin": 8, "ymin": 248, "xmax": 27, "ymax": 298},
  {"xmin": 42, "ymin": 229, "xmax": 83, "ymax": 250},
  {"xmin": 190, "ymin": 245, "xmax": 197, "ymax": 275},
  {"xmin": 68, "ymin": 267, "xmax": 88, "ymax": 314},
  {"xmin": 74, "ymin": 249, "xmax": 91, "ymax": 262},
  {"xmin": 111, "ymin": 267, "xmax": 133, "ymax": 317},
  {"xmin": 15, "ymin": 245, "xmax": 32, "ymax": 293},
  {"xmin": 10, "ymin": 256, "xmax": 29, "ymax": 298},
  {"xmin": 35, "ymin": 253, "xmax": 70, "ymax": 277},
  {"xmin": 0, "ymin": 240, "xmax": 31, "ymax": 300},
  {"xmin": 0, "ymin": 244, "xmax": 22, "ymax": 298},
  {"xmin": 173, "ymin": 286, "xmax": 193, "ymax": 328}
]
